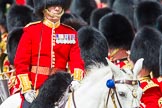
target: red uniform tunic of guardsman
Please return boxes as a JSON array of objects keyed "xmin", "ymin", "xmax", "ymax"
[
  {"xmin": 14, "ymin": 19, "xmax": 84, "ymax": 107},
  {"xmin": 140, "ymin": 76, "xmax": 162, "ymax": 108}
]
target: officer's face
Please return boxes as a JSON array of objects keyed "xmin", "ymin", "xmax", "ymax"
[
  {"xmin": 44, "ymin": 6, "xmax": 64, "ymax": 22},
  {"xmin": 48, "ymin": 6, "xmax": 63, "ymax": 14}
]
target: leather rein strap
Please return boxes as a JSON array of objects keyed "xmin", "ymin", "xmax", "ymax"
[
  {"xmin": 72, "ymin": 90, "xmax": 77, "ymax": 108},
  {"xmin": 106, "ymin": 88, "xmax": 122, "ymax": 108}
]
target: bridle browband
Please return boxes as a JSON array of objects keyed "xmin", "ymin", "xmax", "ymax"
[{"xmin": 106, "ymin": 75, "xmax": 140, "ymax": 108}]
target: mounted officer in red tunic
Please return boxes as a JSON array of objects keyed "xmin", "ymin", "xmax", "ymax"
[{"xmin": 13, "ymin": 0, "xmax": 84, "ymax": 108}]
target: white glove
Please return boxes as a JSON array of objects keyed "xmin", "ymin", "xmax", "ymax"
[
  {"xmin": 24, "ymin": 90, "xmax": 36, "ymax": 103},
  {"xmin": 70, "ymin": 80, "xmax": 81, "ymax": 92}
]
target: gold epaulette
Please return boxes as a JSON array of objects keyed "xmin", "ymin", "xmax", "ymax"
[
  {"xmin": 61, "ymin": 23, "xmax": 76, "ymax": 31},
  {"xmin": 18, "ymin": 74, "xmax": 32, "ymax": 94},
  {"xmin": 73, "ymin": 68, "xmax": 84, "ymax": 81},
  {"xmin": 25, "ymin": 21, "xmax": 41, "ymax": 27},
  {"xmin": 140, "ymin": 76, "xmax": 151, "ymax": 83},
  {"xmin": 142, "ymin": 80, "xmax": 159, "ymax": 92}
]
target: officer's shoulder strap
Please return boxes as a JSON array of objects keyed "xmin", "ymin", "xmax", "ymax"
[
  {"xmin": 25, "ymin": 21, "xmax": 41, "ymax": 27},
  {"xmin": 61, "ymin": 23, "xmax": 76, "ymax": 31}
]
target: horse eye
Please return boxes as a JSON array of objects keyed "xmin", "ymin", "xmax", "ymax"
[{"xmin": 118, "ymin": 92, "xmax": 126, "ymax": 97}]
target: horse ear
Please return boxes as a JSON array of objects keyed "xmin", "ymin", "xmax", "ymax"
[
  {"xmin": 106, "ymin": 57, "xmax": 123, "ymax": 77},
  {"xmin": 106, "ymin": 57, "xmax": 144, "ymax": 79},
  {"xmin": 132, "ymin": 58, "xmax": 144, "ymax": 79}
]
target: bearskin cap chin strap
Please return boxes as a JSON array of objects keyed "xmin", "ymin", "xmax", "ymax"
[{"xmin": 43, "ymin": 9, "xmax": 64, "ymax": 19}]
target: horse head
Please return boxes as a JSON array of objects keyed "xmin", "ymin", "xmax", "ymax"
[{"xmin": 106, "ymin": 58, "xmax": 143, "ymax": 108}]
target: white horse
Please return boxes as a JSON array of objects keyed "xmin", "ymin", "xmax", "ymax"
[
  {"xmin": 63, "ymin": 58, "xmax": 143, "ymax": 108},
  {"xmin": 0, "ymin": 58, "xmax": 143, "ymax": 108}
]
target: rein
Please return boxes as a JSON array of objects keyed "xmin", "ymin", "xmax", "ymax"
[
  {"xmin": 72, "ymin": 91, "xmax": 77, "ymax": 108},
  {"xmin": 106, "ymin": 87, "xmax": 122, "ymax": 108},
  {"xmin": 106, "ymin": 75, "xmax": 139, "ymax": 108}
]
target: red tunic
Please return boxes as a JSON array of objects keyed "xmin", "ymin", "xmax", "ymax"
[
  {"xmin": 140, "ymin": 77, "xmax": 162, "ymax": 108},
  {"xmin": 14, "ymin": 20, "xmax": 84, "ymax": 90}
]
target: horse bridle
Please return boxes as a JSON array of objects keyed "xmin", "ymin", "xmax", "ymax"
[{"xmin": 106, "ymin": 75, "xmax": 140, "ymax": 108}]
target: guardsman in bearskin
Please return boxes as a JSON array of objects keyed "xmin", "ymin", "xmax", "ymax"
[
  {"xmin": 13, "ymin": 0, "xmax": 84, "ymax": 107},
  {"xmin": 5, "ymin": 4, "xmax": 34, "ymax": 95},
  {"xmin": 134, "ymin": 0, "xmax": 162, "ymax": 31},
  {"xmin": 7, "ymin": 27, "xmax": 24, "ymax": 95},
  {"xmin": 99, "ymin": 13, "xmax": 135, "ymax": 69},
  {"xmin": 130, "ymin": 26, "xmax": 162, "ymax": 108},
  {"xmin": 157, "ymin": 46, "xmax": 162, "ymax": 108}
]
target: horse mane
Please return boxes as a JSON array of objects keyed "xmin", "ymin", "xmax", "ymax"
[
  {"xmin": 70, "ymin": 63, "xmax": 113, "ymax": 107},
  {"xmin": 82, "ymin": 63, "xmax": 112, "ymax": 84}
]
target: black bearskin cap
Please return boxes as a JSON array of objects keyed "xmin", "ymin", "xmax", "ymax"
[
  {"xmin": 130, "ymin": 26, "xmax": 162, "ymax": 78},
  {"xmin": 26, "ymin": 0, "xmax": 34, "ymax": 8},
  {"xmin": 33, "ymin": 0, "xmax": 72, "ymax": 18},
  {"xmin": 101, "ymin": 0, "xmax": 107, "ymax": 3},
  {"xmin": 109, "ymin": 0, "xmax": 140, "ymax": 29},
  {"xmin": 156, "ymin": 15, "xmax": 162, "ymax": 33},
  {"xmin": 61, "ymin": 13, "xmax": 84, "ymax": 23},
  {"xmin": 61, "ymin": 13, "xmax": 88, "ymax": 31},
  {"xmin": 70, "ymin": 0, "xmax": 97, "ymax": 24},
  {"xmin": 29, "ymin": 71, "xmax": 72, "ymax": 108},
  {"xmin": 7, "ymin": 27, "xmax": 23, "ymax": 65},
  {"xmin": 99, "ymin": 13, "xmax": 135, "ymax": 50},
  {"xmin": 62, "ymin": 18, "xmax": 88, "ymax": 31},
  {"xmin": 78, "ymin": 26, "xmax": 108, "ymax": 69},
  {"xmin": 107, "ymin": 0, "xmax": 115, "ymax": 8},
  {"xmin": 6, "ymin": 4, "xmax": 33, "ymax": 31},
  {"xmin": 135, "ymin": 1, "xmax": 162, "ymax": 30},
  {"xmin": 90, "ymin": 7, "xmax": 113, "ymax": 29}
]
